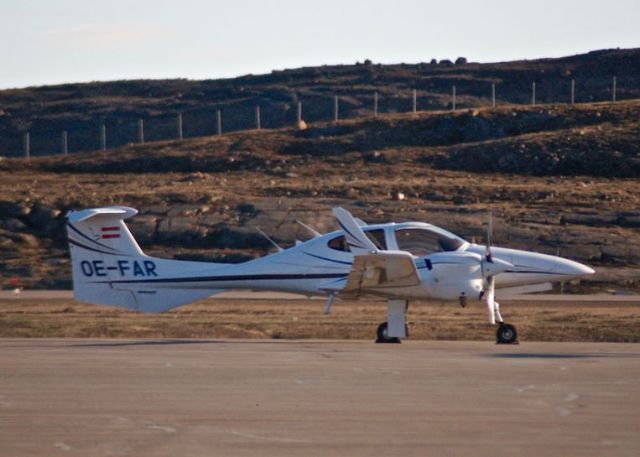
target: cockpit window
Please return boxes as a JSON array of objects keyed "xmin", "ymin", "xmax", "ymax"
[
  {"xmin": 395, "ymin": 228, "xmax": 464, "ymax": 256},
  {"xmin": 328, "ymin": 229, "xmax": 387, "ymax": 252}
]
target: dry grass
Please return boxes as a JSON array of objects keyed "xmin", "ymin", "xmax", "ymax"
[{"xmin": 1, "ymin": 298, "xmax": 639, "ymax": 342}]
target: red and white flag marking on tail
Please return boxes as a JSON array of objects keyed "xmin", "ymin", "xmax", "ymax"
[{"xmin": 101, "ymin": 226, "xmax": 121, "ymax": 239}]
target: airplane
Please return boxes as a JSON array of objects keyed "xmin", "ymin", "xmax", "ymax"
[{"xmin": 66, "ymin": 205, "xmax": 595, "ymax": 344}]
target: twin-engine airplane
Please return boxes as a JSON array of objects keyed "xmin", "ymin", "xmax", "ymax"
[{"xmin": 67, "ymin": 206, "xmax": 594, "ymax": 344}]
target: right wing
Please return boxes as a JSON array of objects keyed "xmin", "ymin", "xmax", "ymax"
[{"xmin": 341, "ymin": 250, "xmax": 421, "ymax": 295}]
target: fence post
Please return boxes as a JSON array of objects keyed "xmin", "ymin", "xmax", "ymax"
[
  {"xmin": 452, "ymin": 85, "xmax": 456, "ymax": 111},
  {"xmin": 491, "ymin": 83, "xmax": 496, "ymax": 108},
  {"xmin": 532, "ymin": 82, "xmax": 536, "ymax": 106},
  {"xmin": 138, "ymin": 119, "xmax": 144, "ymax": 144},
  {"xmin": 334, "ymin": 96, "xmax": 339, "ymax": 122},
  {"xmin": 216, "ymin": 110, "xmax": 222, "ymax": 136},
  {"xmin": 100, "ymin": 124, "xmax": 106, "ymax": 151},
  {"xmin": 297, "ymin": 101, "xmax": 302, "ymax": 124},
  {"xmin": 23, "ymin": 132, "xmax": 30, "ymax": 159},
  {"xmin": 612, "ymin": 76, "xmax": 617, "ymax": 102},
  {"xmin": 374, "ymin": 91, "xmax": 378, "ymax": 117},
  {"xmin": 61, "ymin": 131, "xmax": 68, "ymax": 155},
  {"xmin": 571, "ymin": 79, "xmax": 575, "ymax": 105},
  {"xmin": 255, "ymin": 106, "xmax": 261, "ymax": 130},
  {"xmin": 177, "ymin": 113, "xmax": 183, "ymax": 140},
  {"xmin": 412, "ymin": 89, "xmax": 417, "ymax": 113}
]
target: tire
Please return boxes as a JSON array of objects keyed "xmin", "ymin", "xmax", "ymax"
[
  {"xmin": 376, "ymin": 322, "xmax": 401, "ymax": 344},
  {"xmin": 496, "ymin": 323, "xmax": 519, "ymax": 344}
]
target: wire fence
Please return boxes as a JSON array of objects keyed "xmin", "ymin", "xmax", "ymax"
[{"xmin": 9, "ymin": 76, "xmax": 638, "ymax": 159}]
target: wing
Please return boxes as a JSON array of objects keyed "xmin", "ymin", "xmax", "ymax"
[{"xmin": 341, "ymin": 251, "xmax": 421, "ymax": 295}]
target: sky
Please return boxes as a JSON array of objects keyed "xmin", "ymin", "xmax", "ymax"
[{"xmin": 1, "ymin": 0, "xmax": 639, "ymax": 89}]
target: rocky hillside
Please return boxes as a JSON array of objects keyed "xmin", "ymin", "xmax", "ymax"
[
  {"xmin": 1, "ymin": 48, "xmax": 639, "ymax": 157},
  {"xmin": 1, "ymin": 100, "xmax": 639, "ymax": 291}
]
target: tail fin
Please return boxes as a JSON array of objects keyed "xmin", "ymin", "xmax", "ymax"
[{"xmin": 66, "ymin": 206, "xmax": 218, "ymax": 312}]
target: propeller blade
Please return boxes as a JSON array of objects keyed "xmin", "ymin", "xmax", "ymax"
[{"xmin": 485, "ymin": 211, "xmax": 493, "ymax": 262}]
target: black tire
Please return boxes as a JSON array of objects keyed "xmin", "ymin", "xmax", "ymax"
[
  {"xmin": 376, "ymin": 322, "xmax": 401, "ymax": 344},
  {"xmin": 496, "ymin": 323, "xmax": 519, "ymax": 344}
]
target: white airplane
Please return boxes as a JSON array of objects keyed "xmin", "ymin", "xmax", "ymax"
[{"xmin": 66, "ymin": 206, "xmax": 594, "ymax": 344}]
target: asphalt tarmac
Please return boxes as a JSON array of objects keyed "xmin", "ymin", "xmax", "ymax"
[{"xmin": 0, "ymin": 339, "xmax": 638, "ymax": 457}]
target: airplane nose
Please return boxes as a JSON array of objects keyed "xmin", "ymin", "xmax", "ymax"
[{"xmin": 555, "ymin": 258, "xmax": 595, "ymax": 277}]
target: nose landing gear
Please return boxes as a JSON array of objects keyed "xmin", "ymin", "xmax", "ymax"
[{"xmin": 496, "ymin": 323, "xmax": 519, "ymax": 344}]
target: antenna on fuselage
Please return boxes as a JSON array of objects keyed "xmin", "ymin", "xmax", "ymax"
[
  {"xmin": 256, "ymin": 227, "xmax": 283, "ymax": 252},
  {"xmin": 296, "ymin": 220, "xmax": 322, "ymax": 238}
]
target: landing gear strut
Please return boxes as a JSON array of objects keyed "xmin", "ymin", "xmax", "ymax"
[
  {"xmin": 376, "ymin": 299, "xmax": 408, "ymax": 344},
  {"xmin": 496, "ymin": 323, "xmax": 519, "ymax": 344}
]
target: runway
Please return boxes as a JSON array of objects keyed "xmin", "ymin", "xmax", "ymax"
[{"xmin": 1, "ymin": 339, "xmax": 638, "ymax": 456}]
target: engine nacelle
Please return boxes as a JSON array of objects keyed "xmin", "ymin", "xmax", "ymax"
[{"xmin": 421, "ymin": 251, "xmax": 484, "ymax": 301}]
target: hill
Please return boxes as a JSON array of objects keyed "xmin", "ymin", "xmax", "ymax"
[
  {"xmin": 1, "ymin": 48, "xmax": 639, "ymax": 157},
  {"xmin": 1, "ymin": 101, "xmax": 639, "ymax": 291}
]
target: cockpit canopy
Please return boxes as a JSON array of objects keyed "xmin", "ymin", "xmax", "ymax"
[
  {"xmin": 327, "ymin": 225, "xmax": 466, "ymax": 256},
  {"xmin": 393, "ymin": 227, "xmax": 464, "ymax": 256}
]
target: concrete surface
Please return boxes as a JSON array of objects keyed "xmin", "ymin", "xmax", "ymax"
[{"xmin": 0, "ymin": 339, "xmax": 639, "ymax": 457}]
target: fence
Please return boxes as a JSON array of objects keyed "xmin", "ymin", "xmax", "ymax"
[{"xmin": 10, "ymin": 76, "xmax": 634, "ymax": 158}]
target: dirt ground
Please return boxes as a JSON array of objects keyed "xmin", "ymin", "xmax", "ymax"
[{"xmin": 1, "ymin": 298, "xmax": 639, "ymax": 342}]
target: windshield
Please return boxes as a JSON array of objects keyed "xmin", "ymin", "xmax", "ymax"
[{"xmin": 395, "ymin": 228, "xmax": 464, "ymax": 256}]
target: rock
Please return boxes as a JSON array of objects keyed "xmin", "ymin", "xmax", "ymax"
[
  {"xmin": 18, "ymin": 233, "xmax": 40, "ymax": 248},
  {"xmin": 296, "ymin": 120, "xmax": 308, "ymax": 130},
  {"xmin": 0, "ymin": 217, "xmax": 26, "ymax": 231},
  {"xmin": 392, "ymin": 192, "xmax": 406, "ymax": 201}
]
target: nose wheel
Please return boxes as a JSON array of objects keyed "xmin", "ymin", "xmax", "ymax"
[{"xmin": 496, "ymin": 323, "xmax": 519, "ymax": 344}]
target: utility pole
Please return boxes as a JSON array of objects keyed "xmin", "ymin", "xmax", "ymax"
[
  {"xmin": 297, "ymin": 101, "xmax": 302, "ymax": 124},
  {"xmin": 255, "ymin": 106, "xmax": 261, "ymax": 130},
  {"xmin": 177, "ymin": 113, "xmax": 183, "ymax": 140},
  {"xmin": 334, "ymin": 96, "xmax": 339, "ymax": 122},
  {"xmin": 216, "ymin": 110, "xmax": 222, "ymax": 136},
  {"xmin": 612, "ymin": 76, "xmax": 617, "ymax": 102}
]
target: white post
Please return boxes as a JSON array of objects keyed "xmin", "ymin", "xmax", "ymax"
[
  {"xmin": 24, "ymin": 132, "xmax": 30, "ymax": 159},
  {"xmin": 612, "ymin": 76, "xmax": 617, "ymax": 102},
  {"xmin": 297, "ymin": 101, "xmax": 302, "ymax": 124},
  {"xmin": 532, "ymin": 82, "xmax": 536, "ymax": 106},
  {"xmin": 491, "ymin": 83, "xmax": 496, "ymax": 108},
  {"xmin": 334, "ymin": 96, "xmax": 339, "ymax": 122},
  {"xmin": 216, "ymin": 110, "xmax": 222, "ymax": 136},
  {"xmin": 452, "ymin": 85, "xmax": 456, "ymax": 111},
  {"xmin": 255, "ymin": 106, "xmax": 261, "ymax": 130},
  {"xmin": 100, "ymin": 124, "xmax": 106, "ymax": 151},
  {"xmin": 138, "ymin": 119, "xmax": 144, "ymax": 144},
  {"xmin": 412, "ymin": 89, "xmax": 417, "ymax": 113},
  {"xmin": 571, "ymin": 79, "xmax": 575, "ymax": 105},
  {"xmin": 374, "ymin": 91, "xmax": 378, "ymax": 117},
  {"xmin": 177, "ymin": 113, "xmax": 183, "ymax": 140},
  {"xmin": 61, "ymin": 131, "xmax": 68, "ymax": 155}
]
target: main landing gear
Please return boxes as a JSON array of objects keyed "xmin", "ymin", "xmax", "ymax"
[
  {"xmin": 496, "ymin": 323, "xmax": 519, "ymax": 344},
  {"xmin": 375, "ymin": 299, "xmax": 408, "ymax": 344}
]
